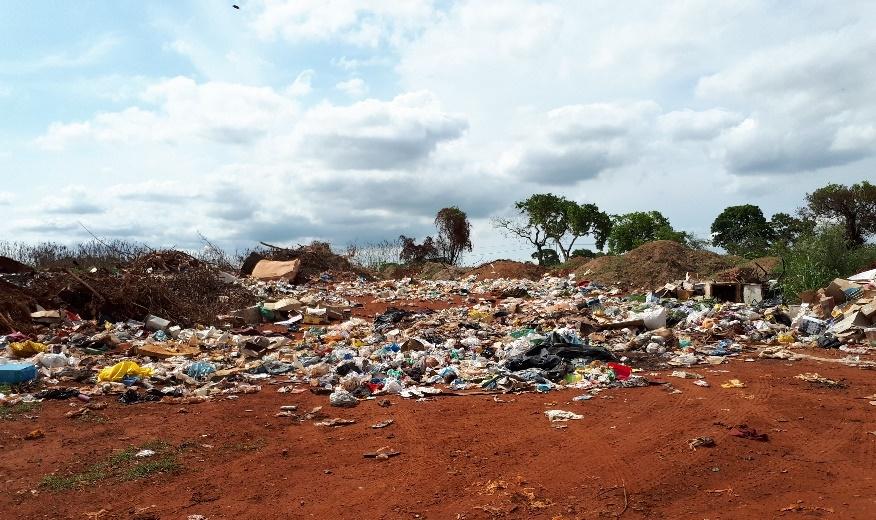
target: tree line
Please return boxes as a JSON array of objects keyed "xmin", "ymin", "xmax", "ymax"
[{"xmin": 396, "ymin": 181, "xmax": 876, "ymax": 270}]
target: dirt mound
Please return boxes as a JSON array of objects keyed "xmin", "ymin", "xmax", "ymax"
[
  {"xmin": 379, "ymin": 261, "xmax": 466, "ymax": 281},
  {"xmin": 576, "ymin": 240, "xmax": 743, "ymax": 290},
  {"xmin": 468, "ymin": 260, "xmax": 545, "ymax": 281},
  {"xmin": 241, "ymin": 242, "xmax": 371, "ymax": 283}
]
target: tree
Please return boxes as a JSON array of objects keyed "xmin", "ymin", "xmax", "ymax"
[
  {"xmin": 493, "ymin": 194, "xmax": 611, "ymax": 264},
  {"xmin": 710, "ymin": 204, "xmax": 774, "ymax": 258},
  {"xmin": 802, "ymin": 181, "xmax": 876, "ymax": 246},
  {"xmin": 775, "ymin": 224, "xmax": 876, "ymax": 302},
  {"xmin": 434, "ymin": 206, "xmax": 472, "ymax": 265},
  {"xmin": 532, "ymin": 249, "xmax": 560, "ymax": 266},
  {"xmin": 398, "ymin": 235, "xmax": 438, "ymax": 263},
  {"xmin": 769, "ymin": 212, "xmax": 815, "ymax": 248},
  {"xmin": 605, "ymin": 211, "xmax": 686, "ymax": 254}
]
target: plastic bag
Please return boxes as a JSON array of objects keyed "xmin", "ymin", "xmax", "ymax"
[
  {"xmin": 641, "ymin": 307, "xmax": 667, "ymax": 330},
  {"xmin": 9, "ymin": 341, "xmax": 47, "ymax": 358},
  {"xmin": 97, "ymin": 361, "xmax": 153, "ymax": 382}
]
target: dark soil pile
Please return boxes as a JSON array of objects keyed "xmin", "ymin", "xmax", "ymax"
[
  {"xmin": 575, "ymin": 241, "xmax": 743, "ymax": 290},
  {"xmin": 467, "ymin": 260, "xmax": 545, "ymax": 281}
]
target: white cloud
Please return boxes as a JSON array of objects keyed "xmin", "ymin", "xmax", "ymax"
[
  {"xmin": 36, "ymin": 77, "xmax": 300, "ymax": 149},
  {"xmin": 288, "ymin": 69, "xmax": 315, "ymax": 96},
  {"xmin": 698, "ymin": 25, "xmax": 876, "ymax": 174},
  {"xmin": 294, "ymin": 91, "xmax": 468, "ymax": 169},
  {"xmin": 0, "ymin": 192, "xmax": 13, "ymax": 205},
  {"xmin": 502, "ymin": 102, "xmax": 660, "ymax": 185},
  {"xmin": 657, "ymin": 109, "xmax": 742, "ymax": 141},
  {"xmin": 9, "ymin": 1, "xmax": 876, "ymax": 258},
  {"xmin": 252, "ymin": 0, "xmax": 437, "ymax": 47},
  {"xmin": 335, "ymin": 77, "xmax": 367, "ymax": 98},
  {"xmin": 43, "ymin": 186, "xmax": 103, "ymax": 215}
]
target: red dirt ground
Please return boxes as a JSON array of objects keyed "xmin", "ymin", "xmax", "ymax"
[{"xmin": 2, "ymin": 354, "xmax": 875, "ymax": 519}]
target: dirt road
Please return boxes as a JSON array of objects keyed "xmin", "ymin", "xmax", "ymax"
[{"xmin": 2, "ymin": 356, "xmax": 875, "ymax": 519}]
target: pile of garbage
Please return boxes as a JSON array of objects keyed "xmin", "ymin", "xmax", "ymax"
[{"xmin": 2, "ymin": 263, "xmax": 875, "ymax": 411}]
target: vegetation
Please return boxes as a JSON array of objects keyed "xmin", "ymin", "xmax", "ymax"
[
  {"xmin": 398, "ymin": 235, "xmax": 439, "ymax": 263},
  {"xmin": 606, "ymin": 211, "xmax": 688, "ymax": 254},
  {"xmin": 801, "ymin": 181, "xmax": 876, "ymax": 246},
  {"xmin": 40, "ymin": 439, "xmax": 180, "ymax": 492},
  {"xmin": 0, "ymin": 400, "xmax": 41, "ymax": 420},
  {"xmin": 710, "ymin": 204, "xmax": 774, "ymax": 258},
  {"xmin": 775, "ymin": 225, "xmax": 876, "ymax": 302},
  {"xmin": 493, "ymin": 193, "xmax": 611, "ymax": 265},
  {"xmin": 434, "ymin": 206, "xmax": 473, "ymax": 265}
]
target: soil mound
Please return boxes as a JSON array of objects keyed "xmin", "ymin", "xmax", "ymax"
[
  {"xmin": 379, "ymin": 261, "xmax": 465, "ymax": 281},
  {"xmin": 576, "ymin": 240, "xmax": 742, "ymax": 290},
  {"xmin": 468, "ymin": 260, "xmax": 545, "ymax": 281}
]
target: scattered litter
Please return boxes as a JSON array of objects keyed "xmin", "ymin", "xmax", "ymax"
[
  {"xmin": 720, "ymin": 379, "xmax": 746, "ymax": 389},
  {"xmin": 371, "ymin": 419, "xmax": 394, "ymax": 429},
  {"xmin": 728, "ymin": 425, "xmax": 769, "ymax": 441},
  {"xmin": 688, "ymin": 436, "xmax": 715, "ymax": 450},
  {"xmin": 315, "ymin": 418, "xmax": 356, "ymax": 427},
  {"xmin": 544, "ymin": 410, "xmax": 583, "ymax": 422}
]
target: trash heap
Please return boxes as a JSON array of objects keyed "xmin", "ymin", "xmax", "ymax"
[{"xmin": 2, "ymin": 265, "xmax": 875, "ymax": 410}]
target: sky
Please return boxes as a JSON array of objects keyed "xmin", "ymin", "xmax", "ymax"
[{"xmin": 1, "ymin": 1, "xmax": 875, "ymax": 264}]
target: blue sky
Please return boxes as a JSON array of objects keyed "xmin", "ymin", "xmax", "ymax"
[{"xmin": 2, "ymin": 1, "xmax": 875, "ymax": 263}]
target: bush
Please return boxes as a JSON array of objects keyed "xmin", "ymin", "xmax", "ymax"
[{"xmin": 776, "ymin": 225, "xmax": 876, "ymax": 302}]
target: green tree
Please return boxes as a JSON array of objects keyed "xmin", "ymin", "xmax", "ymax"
[
  {"xmin": 434, "ymin": 206, "xmax": 472, "ymax": 265},
  {"xmin": 493, "ymin": 194, "xmax": 611, "ymax": 264},
  {"xmin": 532, "ymin": 249, "xmax": 560, "ymax": 266},
  {"xmin": 801, "ymin": 181, "xmax": 876, "ymax": 246},
  {"xmin": 769, "ymin": 212, "xmax": 815, "ymax": 248},
  {"xmin": 606, "ymin": 211, "xmax": 685, "ymax": 254},
  {"xmin": 710, "ymin": 204, "xmax": 774, "ymax": 258}
]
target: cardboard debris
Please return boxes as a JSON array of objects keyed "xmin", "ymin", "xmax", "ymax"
[
  {"xmin": 251, "ymin": 259, "xmax": 301, "ymax": 281},
  {"xmin": 136, "ymin": 343, "xmax": 201, "ymax": 359}
]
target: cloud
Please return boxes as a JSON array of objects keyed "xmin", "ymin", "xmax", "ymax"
[
  {"xmin": 698, "ymin": 25, "xmax": 876, "ymax": 174},
  {"xmin": 335, "ymin": 77, "xmax": 367, "ymax": 98},
  {"xmin": 0, "ymin": 34, "xmax": 120, "ymax": 75},
  {"xmin": 35, "ymin": 77, "xmax": 299, "ymax": 149},
  {"xmin": 502, "ymin": 101, "xmax": 659, "ymax": 185},
  {"xmin": 43, "ymin": 187, "xmax": 104, "ymax": 215},
  {"xmin": 0, "ymin": 192, "xmax": 13, "ymax": 205},
  {"xmin": 294, "ymin": 91, "xmax": 468, "ymax": 169},
  {"xmin": 288, "ymin": 69, "xmax": 315, "ymax": 96},
  {"xmin": 657, "ymin": 109, "xmax": 742, "ymax": 141},
  {"xmin": 251, "ymin": 0, "xmax": 437, "ymax": 47}
]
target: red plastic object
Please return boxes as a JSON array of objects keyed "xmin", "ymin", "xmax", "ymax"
[{"xmin": 607, "ymin": 362, "xmax": 632, "ymax": 380}]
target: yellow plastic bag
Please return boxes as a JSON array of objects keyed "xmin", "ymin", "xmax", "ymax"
[
  {"xmin": 9, "ymin": 341, "xmax": 47, "ymax": 358},
  {"xmin": 97, "ymin": 361, "xmax": 153, "ymax": 382}
]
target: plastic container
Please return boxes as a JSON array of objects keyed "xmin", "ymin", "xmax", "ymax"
[{"xmin": 0, "ymin": 362, "xmax": 38, "ymax": 384}]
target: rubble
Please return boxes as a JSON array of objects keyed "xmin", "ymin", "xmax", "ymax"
[{"xmin": 1, "ymin": 247, "xmax": 874, "ymax": 417}]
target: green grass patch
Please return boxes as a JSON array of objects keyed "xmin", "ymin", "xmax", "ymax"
[
  {"xmin": 40, "ymin": 439, "xmax": 181, "ymax": 492},
  {"xmin": 0, "ymin": 401, "xmax": 41, "ymax": 420}
]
